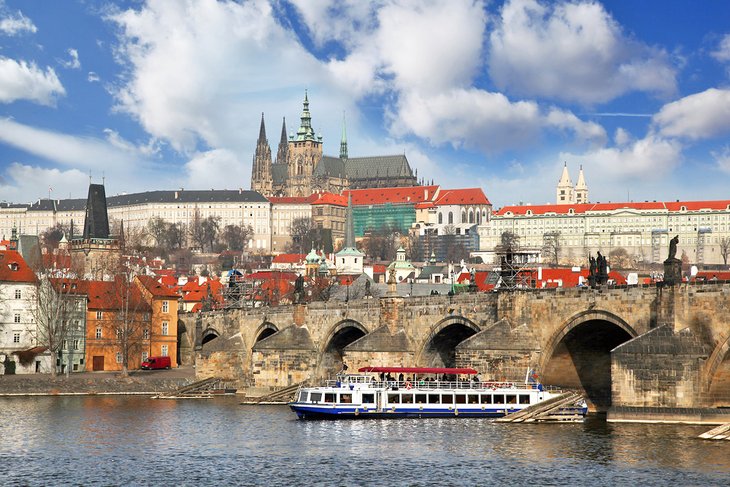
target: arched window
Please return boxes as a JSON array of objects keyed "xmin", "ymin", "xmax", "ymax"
[
  {"xmin": 448, "ymin": 212, "xmax": 453, "ymax": 224},
  {"xmin": 476, "ymin": 212, "xmax": 481, "ymax": 224},
  {"xmin": 461, "ymin": 210, "xmax": 466, "ymax": 223},
  {"xmin": 468, "ymin": 209, "xmax": 474, "ymax": 223},
  {"xmin": 438, "ymin": 213, "xmax": 443, "ymax": 224}
]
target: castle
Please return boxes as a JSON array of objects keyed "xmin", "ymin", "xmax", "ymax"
[{"xmin": 251, "ymin": 91, "xmax": 418, "ymax": 197}]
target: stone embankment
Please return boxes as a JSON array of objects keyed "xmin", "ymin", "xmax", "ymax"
[{"xmin": 0, "ymin": 367, "xmax": 195, "ymax": 396}]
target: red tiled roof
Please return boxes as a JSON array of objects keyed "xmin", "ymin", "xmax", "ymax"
[
  {"xmin": 344, "ymin": 185, "xmax": 440, "ymax": 206},
  {"xmin": 272, "ymin": 253, "xmax": 305, "ymax": 264},
  {"xmin": 434, "ymin": 188, "xmax": 491, "ymax": 206},
  {"xmin": 312, "ymin": 192, "xmax": 347, "ymax": 206},
  {"xmin": 246, "ymin": 270, "xmax": 298, "ymax": 281},
  {"xmin": 136, "ymin": 275, "xmax": 180, "ymax": 298},
  {"xmin": 86, "ymin": 278, "xmax": 151, "ymax": 312},
  {"xmin": 372, "ymin": 264, "xmax": 386, "ymax": 274},
  {"xmin": 0, "ymin": 250, "xmax": 37, "ymax": 283},
  {"xmin": 519, "ymin": 268, "xmax": 627, "ymax": 287},
  {"xmin": 415, "ymin": 202, "xmax": 436, "ymax": 209},
  {"xmin": 268, "ymin": 194, "xmax": 319, "ymax": 204},
  {"xmin": 496, "ymin": 199, "xmax": 730, "ymax": 216}
]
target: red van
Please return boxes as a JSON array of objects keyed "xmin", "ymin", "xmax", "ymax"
[{"xmin": 141, "ymin": 356, "xmax": 171, "ymax": 370}]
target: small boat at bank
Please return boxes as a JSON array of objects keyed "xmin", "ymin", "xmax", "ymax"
[{"xmin": 289, "ymin": 366, "xmax": 587, "ymax": 420}]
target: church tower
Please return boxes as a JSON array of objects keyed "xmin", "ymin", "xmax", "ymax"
[
  {"xmin": 574, "ymin": 165, "xmax": 588, "ymax": 204},
  {"xmin": 340, "ymin": 112, "xmax": 348, "ymax": 160},
  {"xmin": 251, "ymin": 113, "xmax": 273, "ymax": 195},
  {"xmin": 556, "ymin": 162, "xmax": 574, "ymax": 204},
  {"xmin": 275, "ymin": 117, "xmax": 289, "ymax": 164},
  {"xmin": 287, "ymin": 90, "xmax": 322, "ymax": 197}
]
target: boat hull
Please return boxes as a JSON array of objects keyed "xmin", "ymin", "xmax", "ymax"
[{"xmin": 289, "ymin": 403, "xmax": 553, "ymax": 420}]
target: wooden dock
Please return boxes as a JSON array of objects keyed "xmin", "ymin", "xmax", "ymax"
[
  {"xmin": 153, "ymin": 377, "xmax": 236, "ymax": 399},
  {"xmin": 495, "ymin": 392, "xmax": 585, "ymax": 423},
  {"xmin": 698, "ymin": 422, "xmax": 730, "ymax": 440},
  {"xmin": 240, "ymin": 382, "xmax": 304, "ymax": 405}
]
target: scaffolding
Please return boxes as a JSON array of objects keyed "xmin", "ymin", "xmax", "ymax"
[
  {"xmin": 697, "ymin": 227, "xmax": 712, "ymax": 265},
  {"xmin": 651, "ymin": 229, "xmax": 668, "ymax": 263}
]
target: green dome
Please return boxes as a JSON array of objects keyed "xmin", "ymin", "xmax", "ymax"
[{"xmin": 305, "ymin": 248, "xmax": 320, "ymax": 264}]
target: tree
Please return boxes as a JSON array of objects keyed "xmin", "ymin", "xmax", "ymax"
[
  {"xmin": 221, "ymin": 224, "xmax": 253, "ymax": 251},
  {"xmin": 190, "ymin": 208, "xmax": 206, "ymax": 251},
  {"xmin": 720, "ymin": 237, "xmax": 730, "ymax": 266},
  {"xmin": 288, "ymin": 217, "xmax": 314, "ymax": 254},
  {"xmin": 165, "ymin": 222, "xmax": 187, "ymax": 250},
  {"xmin": 40, "ymin": 223, "xmax": 69, "ymax": 253},
  {"xmin": 147, "ymin": 217, "xmax": 167, "ymax": 247},
  {"xmin": 609, "ymin": 247, "xmax": 631, "ymax": 269},
  {"xmin": 109, "ymin": 272, "xmax": 150, "ymax": 377},
  {"xmin": 201, "ymin": 216, "xmax": 221, "ymax": 252},
  {"xmin": 28, "ymin": 277, "xmax": 71, "ymax": 378},
  {"xmin": 496, "ymin": 231, "xmax": 520, "ymax": 254},
  {"xmin": 542, "ymin": 231, "xmax": 561, "ymax": 266}
]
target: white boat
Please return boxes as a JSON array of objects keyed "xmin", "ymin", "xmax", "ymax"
[{"xmin": 289, "ymin": 366, "xmax": 587, "ymax": 420}]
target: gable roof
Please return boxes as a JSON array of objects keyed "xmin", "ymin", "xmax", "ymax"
[
  {"xmin": 344, "ymin": 154, "xmax": 414, "ymax": 180},
  {"xmin": 0, "ymin": 250, "xmax": 37, "ymax": 284},
  {"xmin": 135, "ymin": 275, "xmax": 180, "ymax": 298},
  {"xmin": 85, "ymin": 279, "xmax": 151, "ymax": 312},
  {"xmin": 434, "ymin": 188, "xmax": 491, "ymax": 206},
  {"xmin": 272, "ymin": 253, "xmax": 305, "ymax": 264},
  {"xmin": 311, "ymin": 192, "xmax": 347, "ymax": 206},
  {"xmin": 495, "ymin": 199, "xmax": 730, "ymax": 216}
]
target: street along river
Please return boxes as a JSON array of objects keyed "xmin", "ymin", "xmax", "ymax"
[{"xmin": 0, "ymin": 396, "xmax": 728, "ymax": 486}]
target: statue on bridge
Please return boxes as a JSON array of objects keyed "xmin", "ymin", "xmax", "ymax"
[
  {"xmin": 668, "ymin": 235, "xmax": 679, "ymax": 260},
  {"xmin": 587, "ymin": 252, "xmax": 609, "ymax": 287},
  {"xmin": 294, "ymin": 274, "xmax": 305, "ymax": 304},
  {"xmin": 663, "ymin": 235, "xmax": 682, "ymax": 285}
]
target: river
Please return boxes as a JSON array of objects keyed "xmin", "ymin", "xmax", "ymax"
[{"xmin": 0, "ymin": 396, "xmax": 728, "ymax": 486}]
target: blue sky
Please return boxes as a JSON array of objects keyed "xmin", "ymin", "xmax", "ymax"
[{"xmin": 0, "ymin": 0, "xmax": 729, "ymax": 208}]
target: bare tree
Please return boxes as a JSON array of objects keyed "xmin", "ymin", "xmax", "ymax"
[
  {"xmin": 147, "ymin": 217, "xmax": 167, "ymax": 247},
  {"xmin": 496, "ymin": 231, "xmax": 520, "ymax": 254},
  {"xmin": 542, "ymin": 231, "xmax": 561, "ymax": 266},
  {"xmin": 190, "ymin": 207, "xmax": 205, "ymax": 251},
  {"xmin": 201, "ymin": 216, "xmax": 221, "ymax": 252},
  {"xmin": 110, "ymin": 273, "xmax": 150, "ymax": 377},
  {"xmin": 609, "ymin": 247, "xmax": 631, "ymax": 269},
  {"xmin": 28, "ymin": 277, "xmax": 69, "ymax": 377},
  {"xmin": 40, "ymin": 223, "xmax": 69, "ymax": 253},
  {"xmin": 720, "ymin": 237, "xmax": 730, "ymax": 266},
  {"xmin": 221, "ymin": 224, "xmax": 253, "ymax": 251},
  {"xmin": 288, "ymin": 217, "xmax": 315, "ymax": 254}
]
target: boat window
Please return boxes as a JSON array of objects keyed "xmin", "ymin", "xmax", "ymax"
[
  {"xmin": 415, "ymin": 394, "xmax": 427, "ymax": 404},
  {"xmin": 401, "ymin": 394, "xmax": 414, "ymax": 404},
  {"xmin": 298, "ymin": 391, "xmax": 308, "ymax": 402},
  {"xmin": 519, "ymin": 394, "xmax": 531, "ymax": 405},
  {"xmin": 427, "ymin": 394, "xmax": 440, "ymax": 404},
  {"xmin": 481, "ymin": 394, "xmax": 492, "ymax": 404},
  {"xmin": 310, "ymin": 392, "xmax": 322, "ymax": 403},
  {"xmin": 387, "ymin": 393, "xmax": 401, "ymax": 404},
  {"xmin": 506, "ymin": 394, "xmax": 517, "ymax": 404},
  {"xmin": 467, "ymin": 394, "xmax": 479, "ymax": 404},
  {"xmin": 455, "ymin": 394, "xmax": 467, "ymax": 404},
  {"xmin": 325, "ymin": 393, "xmax": 336, "ymax": 403},
  {"xmin": 340, "ymin": 394, "xmax": 352, "ymax": 404},
  {"xmin": 493, "ymin": 394, "xmax": 504, "ymax": 404},
  {"xmin": 362, "ymin": 393, "xmax": 375, "ymax": 404},
  {"xmin": 442, "ymin": 394, "xmax": 454, "ymax": 404}
]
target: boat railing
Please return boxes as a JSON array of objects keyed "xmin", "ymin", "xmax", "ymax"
[{"xmin": 324, "ymin": 379, "xmax": 550, "ymax": 391}]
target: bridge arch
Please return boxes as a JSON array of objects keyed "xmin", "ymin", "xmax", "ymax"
[
  {"xmin": 703, "ymin": 333, "xmax": 730, "ymax": 407},
  {"xmin": 418, "ymin": 315, "xmax": 480, "ymax": 368},
  {"xmin": 201, "ymin": 327, "xmax": 221, "ymax": 346},
  {"xmin": 317, "ymin": 320, "xmax": 369, "ymax": 379},
  {"xmin": 254, "ymin": 322, "xmax": 279, "ymax": 343},
  {"xmin": 540, "ymin": 309, "xmax": 637, "ymax": 411}
]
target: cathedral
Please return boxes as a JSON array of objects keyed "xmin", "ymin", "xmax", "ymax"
[{"xmin": 251, "ymin": 92, "xmax": 418, "ymax": 197}]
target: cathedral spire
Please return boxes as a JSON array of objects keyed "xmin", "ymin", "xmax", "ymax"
[
  {"xmin": 251, "ymin": 112, "xmax": 273, "ymax": 195},
  {"xmin": 258, "ymin": 112, "xmax": 266, "ymax": 142},
  {"xmin": 295, "ymin": 90, "xmax": 316, "ymax": 142},
  {"xmin": 556, "ymin": 162, "xmax": 575, "ymax": 204},
  {"xmin": 345, "ymin": 192, "xmax": 355, "ymax": 249},
  {"xmin": 276, "ymin": 117, "xmax": 289, "ymax": 164},
  {"xmin": 340, "ymin": 111, "xmax": 348, "ymax": 160},
  {"xmin": 575, "ymin": 164, "xmax": 588, "ymax": 204}
]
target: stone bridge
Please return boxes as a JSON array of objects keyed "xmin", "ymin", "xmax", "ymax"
[{"xmin": 180, "ymin": 283, "xmax": 730, "ymax": 412}]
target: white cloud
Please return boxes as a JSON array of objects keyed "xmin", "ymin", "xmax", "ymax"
[
  {"xmin": 488, "ymin": 0, "xmax": 677, "ymax": 104},
  {"xmin": 0, "ymin": 57, "xmax": 65, "ymax": 105},
  {"xmin": 711, "ymin": 34, "xmax": 730, "ymax": 63},
  {"xmin": 712, "ymin": 146, "xmax": 730, "ymax": 174},
  {"xmin": 0, "ymin": 3, "xmax": 37, "ymax": 36},
  {"xmin": 653, "ymin": 88, "xmax": 730, "ymax": 140},
  {"xmin": 0, "ymin": 163, "xmax": 87, "ymax": 204},
  {"xmin": 182, "ymin": 149, "xmax": 247, "ymax": 190},
  {"xmin": 60, "ymin": 48, "xmax": 81, "ymax": 69},
  {"xmin": 109, "ymin": 0, "xmax": 355, "ymax": 155},
  {"xmin": 614, "ymin": 127, "xmax": 632, "ymax": 147},
  {"xmin": 87, "ymin": 71, "xmax": 100, "ymax": 83},
  {"xmin": 545, "ymin": 108, "xmax": 607, "ymax": 146}
]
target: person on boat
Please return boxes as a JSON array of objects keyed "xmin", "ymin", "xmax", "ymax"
[{"xmin": 398, "ymin": 373, "xmax": 404, "ymax": 382}]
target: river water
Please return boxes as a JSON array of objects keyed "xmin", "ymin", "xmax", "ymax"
[{"xmin": 0, "ymin": 396, "xmax": 728, "ymax": 486}]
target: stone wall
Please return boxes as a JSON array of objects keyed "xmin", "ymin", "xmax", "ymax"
[{"xmin": 612, "ymin": 325, "xmax": 711, "ymax": 408}]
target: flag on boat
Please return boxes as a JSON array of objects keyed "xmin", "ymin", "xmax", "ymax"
[{"xmin": 526, "ymin": 369, "xmax": 540, "ymax": 383}]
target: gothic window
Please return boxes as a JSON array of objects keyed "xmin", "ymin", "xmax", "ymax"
[
  {"xmin": 469, "ymin": 210, "xmax": 474, "ymax": 224},
  {"xmin": 461, "ymin": 211, "xmax": 466, "ymax": 223},
  {"xmin": 438, "ymin": 213, "xmax": 443, "ymax": 224},
  {"xmin": 448, "ymin": 212, "xmax": 453, "ymax": 224}
]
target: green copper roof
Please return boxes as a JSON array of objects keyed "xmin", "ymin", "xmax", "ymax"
[{"xmin": 293, "ymin": 90, "xmax": 318, "ymax": 142}]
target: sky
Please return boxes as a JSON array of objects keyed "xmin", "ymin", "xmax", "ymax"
[{"xmin": 0, "ymin": 0, "xmax": 729, "ymax": 209}]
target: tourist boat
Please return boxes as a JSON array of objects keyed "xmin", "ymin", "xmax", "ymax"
[{"xmin": 289, "ymin": 366, "xmax": 587, "ymax": 420}]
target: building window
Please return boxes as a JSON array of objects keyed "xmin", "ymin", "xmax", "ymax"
[
  {"xmin": 95, "ymin": 327, "xmax": 102, "ymax": 339},
  {"xmin": 14, "ymin": 313, "xmax": 21, "ymax": 323},
  {"xmin": 143, "ymin": 328, "xmax": 149, "ymax": 339},
  {"xmin": 116, "ymin": 353, "xmax": 123, "ymax": 364},
  {"xmin": 62, "ymin": 340, "xmax": 68, "ymax": 350},
  {"xmin": 162, "ymin": 301, "xmax": 169, "ymax": 313},
  {"xmin": 448, "ymin": 212, "xmax": 453, "ymax": 224},
  {"xmin": 161, "ymin": 322, "xmax": 169, "ymax": 336},
  {"xmin": 14, "ymin": 289, "xmax": 21, "ymax": 299},
  {"xmin": 96, "ymin": 311, "xmax": 103, "ymax": 320},
  {"xmin": 13, "ymin": 332, "xmax": 20, "ymax": 343},
  {"xmin": 73, "ymin": 340, "xmax": 79, "ymax": 350},
  {"xmin": 141, "ymin": 352, "xmax": 148, "ymax": 363},
  {"xmin": 161, "ymin": 345, "xmax": 168, "ymax": 357}
]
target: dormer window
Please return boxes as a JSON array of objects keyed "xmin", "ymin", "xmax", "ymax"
[
  {"xmin": 9, "ymin": 262, "xmax": 18, "ymax": 271},
  {"xmin": 526, "ymin": 210, "xmax": 532, "ymax": 216},
  {"xmin": 680, "ymin": 206, "xmax": 687, "ymax": 211},
  {"xmin": 569, "ymin": 208, "xmax": 575, "ymax": 214}
]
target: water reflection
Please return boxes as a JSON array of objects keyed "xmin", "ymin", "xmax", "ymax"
[{"xmin": 0, "ymin": 397, "xmax": 727, "ymax": 486}]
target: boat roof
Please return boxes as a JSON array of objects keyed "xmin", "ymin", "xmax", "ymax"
[{"xmin": 357, "ymin": 366, "xmax": 478, "ymax": 375}]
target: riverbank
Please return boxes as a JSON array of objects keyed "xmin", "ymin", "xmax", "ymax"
[{"xmin": 0, "ymin": 366, "xmax": 196, "ymax": 396}]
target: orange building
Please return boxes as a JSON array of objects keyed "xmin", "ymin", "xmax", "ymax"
[
  {"xmin": 135, "ymin": 275, "xmax": 179, "ymax": 367},
  {"xmin": 85, "ymin": 278, "xmax": 151, "ymax": 372}
]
